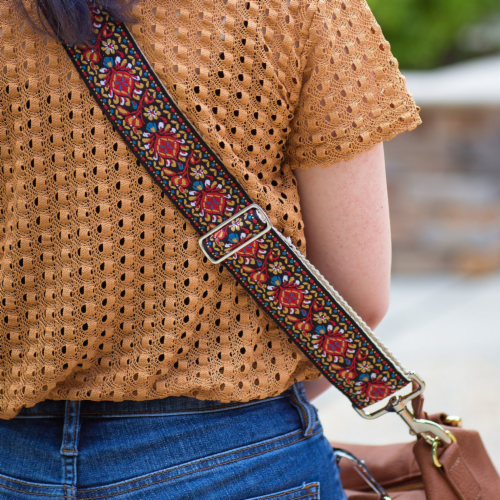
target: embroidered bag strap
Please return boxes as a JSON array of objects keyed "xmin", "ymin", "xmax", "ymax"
[{"xmin": 58, "ymin": 6, "xmax": 444, "ymax": 428}]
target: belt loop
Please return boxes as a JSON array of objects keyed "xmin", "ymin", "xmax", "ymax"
[
  {"xmin": 290, "ymin": 382, "xmax": 317, "ymax": 437},
  {"xmin": 60, "ymin": 400, "xmax": 81, "ymax": 499}
]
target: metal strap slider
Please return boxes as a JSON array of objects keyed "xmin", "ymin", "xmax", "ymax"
[{"xmin": 199, "ymin": 203, "xmax": 272, "ymax": 264}]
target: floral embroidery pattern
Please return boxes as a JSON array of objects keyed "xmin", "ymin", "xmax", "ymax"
[{"xmin": 65, "ymin": 6, "xmax": 409, "ymax": 408}]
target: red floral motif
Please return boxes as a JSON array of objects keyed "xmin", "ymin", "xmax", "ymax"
[
  {"xmin": 312, "ymin": 323, "xmax": 356, "ymax": 360},
  {"xmin": 367, "ymin": 383, "xmax": 392, "ymax": 401},
  {"xmin": 237, "ymin": 239, "xmax": 259, "ymax": 258},
  {"xmin": 325, "ymin": 336, "xmax": 348, "ymax": 356},
  {"xmin": 202, "ymin": 193, "xmax": 225, "ymax": 215},
  {"xmin": 279, "ymin": 288, "xmax": 303, "ymax": 308},
  {"xmin": 99, "ymin": 56, "xmax": 143, "ymax": 105},
  {"xmin": 143, "ymin": 121, "xmax": 189, "ymax": 167},
  {"xmin": 112, "ymin": 72, "xmax": 134, "ymax": 97},
  {"xmin": 189, "ymin": 180, "xmax": 235, "ymax": 225},
  {"xmin": 355, "ymin": 372, "xmax": 395, "ymax": 402},
  {"xmin": 267, "ymin": 273, "xmax": 312, "ymax": 314}
]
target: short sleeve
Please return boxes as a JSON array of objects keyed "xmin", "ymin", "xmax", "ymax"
[{"xmin": 286, "ymin": 0, "xmax": 422, "ymax": 170}]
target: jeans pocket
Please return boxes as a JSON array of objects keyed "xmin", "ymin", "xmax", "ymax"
[
  {"xmin": 289, "ymin": 382, "xmax": 320, "ymax": 437},
  {"xmin": 243, "ymin": 482, "xmax": 320, "ymax": 500}
]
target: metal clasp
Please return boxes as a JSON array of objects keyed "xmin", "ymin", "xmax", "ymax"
[
  {"xmin": 199, "ymin": 203, "xmax": 272, "ymax": 265},
  {"xmin": 354, "ymin": 372, "xmax": 454, "ymax": 446},
  {"xmin": 334, "ymin": 448, "xmax": 392, "ymax": 500}
]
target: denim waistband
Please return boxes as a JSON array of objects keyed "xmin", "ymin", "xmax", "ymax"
[{"xmin": 15, "ymin": 383, "xmax": 300, "ymax": 418}]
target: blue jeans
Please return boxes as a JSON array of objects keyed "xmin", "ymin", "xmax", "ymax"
[{"xmin": 0, "ymin": 382, "xmax": 345, "ymax": 500}]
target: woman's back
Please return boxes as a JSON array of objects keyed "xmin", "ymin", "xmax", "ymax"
[{"xmin": 0, "ymin": 0, "xmax": 420, "ymax": 420}]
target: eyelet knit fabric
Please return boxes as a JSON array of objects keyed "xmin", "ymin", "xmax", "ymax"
[{"xmin": 0, "ymin": 0, "xmax": 421, "ymax": 419}]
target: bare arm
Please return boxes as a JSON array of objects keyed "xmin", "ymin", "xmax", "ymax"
[{"xmin": 293, "ymin": 143, "xmax": 392, "ymax": 401}]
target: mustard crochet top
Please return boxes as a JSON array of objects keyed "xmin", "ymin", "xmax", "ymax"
[{"xmin": 0, "ymin": 0, "xmax": 421, "ymax": 419}]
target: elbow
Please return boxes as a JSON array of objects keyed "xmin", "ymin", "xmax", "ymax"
[{"xmin": 360, "ymin": 293, "xmax": 390, "ymax": 331}]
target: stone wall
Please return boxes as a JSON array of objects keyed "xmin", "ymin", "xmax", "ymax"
[{"xmin": 385, "ymin": 106, "xmax": 500, "ymax": 274}]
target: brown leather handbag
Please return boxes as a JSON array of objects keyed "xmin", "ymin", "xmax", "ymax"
[{"xmin": 332, "ymin": 394, "xmax": 500, "ymax": 499}]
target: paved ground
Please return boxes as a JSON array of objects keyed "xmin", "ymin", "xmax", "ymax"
[{"xmin": 313, "ymin": 272, "xmax": 500, "ymax": 471}]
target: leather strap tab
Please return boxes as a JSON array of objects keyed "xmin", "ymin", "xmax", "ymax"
[
  {"xmin": 61, "ymin": 4, "xmax": 411, "ymax": 408},
  {"xmin": 441, "ymin": 443, "xmax": 482, "ymax": 500}
]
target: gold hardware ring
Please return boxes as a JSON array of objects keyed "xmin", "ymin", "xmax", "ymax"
[
  {"xmin": 443, "ymin": 415, "xmax": 463, "ymax": 428},
  {"xmin": 431, "ymin": 430, "xmax": 457, "ymax": 468}
]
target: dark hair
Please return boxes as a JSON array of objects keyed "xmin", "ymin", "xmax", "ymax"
[{"xmin": 16, "ymin": 0, "xmax": 140, "ymax": 45}]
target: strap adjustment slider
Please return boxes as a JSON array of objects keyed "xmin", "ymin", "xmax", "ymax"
[{"xmin": 199, "ymin": 203, "xmax": 272, "ymax": 264}]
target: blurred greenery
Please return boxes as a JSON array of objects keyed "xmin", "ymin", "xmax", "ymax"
[{"xmin": 367, "ymin": 0, "xmax": 500, "ymax": 69}]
